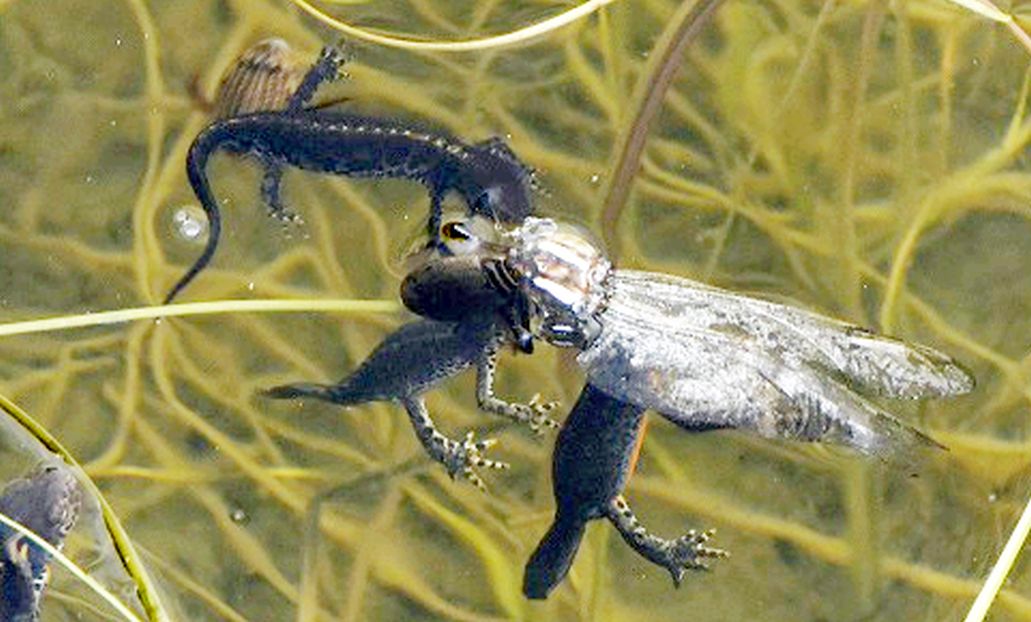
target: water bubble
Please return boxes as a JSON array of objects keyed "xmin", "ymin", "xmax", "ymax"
[
  {"xmin": 172, "ymin": 205, "xmax": 208, "ymax": 242},
  {"xmin": 589, "ymin": 174, "xmax": 601, "ymax": 185},
  {"xmin": 230, "ymin": 508, "xmax": 249, "ymax": 524}
]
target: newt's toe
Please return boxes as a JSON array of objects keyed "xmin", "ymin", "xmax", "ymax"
[
  {"xmin": 667, "ymin": 528, "xmax": 728, "ymax": 586},
  {"xmin": 444, "ymin": 431, "xmax": 509, "ymax": 490}
]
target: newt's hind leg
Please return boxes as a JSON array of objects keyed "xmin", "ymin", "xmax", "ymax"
[
  {"xmin": 475, "ymin": 341, "xmax": 558, "ymax": 434},
  {"xmin": 260, "ymin": 162, "xmax": 303, "ymax": 224},
  {"xmin": 287, "ymin": 42, "xmax": 350, "ymax": 111},
  {"xmin": 403, "ymin": 397, "xmax": 508, "ymax": 490},
  {"xmin": 606, "ymin": 496, "xmax": 727, "ymax": 587}
]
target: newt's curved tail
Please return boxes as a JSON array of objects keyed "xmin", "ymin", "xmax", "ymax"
[
  {"xmin": 523, "ymin": 513, "xmax": 586, "ymax": 600},
  {"xmin": 163, "ymin": 124, "xmax": 226, "ymax": 304}
]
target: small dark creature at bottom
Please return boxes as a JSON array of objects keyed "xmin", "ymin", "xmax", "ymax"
[{"xmin": 0, "ymin": 463, "xmax": 81, "ymax": 621}]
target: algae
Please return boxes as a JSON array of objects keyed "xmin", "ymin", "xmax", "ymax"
[{"xmin": 0, "ymin": 0, "xmax": 1030, "ymax": 619}]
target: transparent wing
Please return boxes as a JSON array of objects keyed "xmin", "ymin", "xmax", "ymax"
[
  {"xmin": 577, "ymin": 271, "xmax": 967, "ymax": 457},
  {"xmin": 609, "ymin": 270, "xmax": 973, "ymax": 399}
]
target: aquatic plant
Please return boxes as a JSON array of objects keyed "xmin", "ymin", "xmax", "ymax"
[{"xmin": 0, "ymin": 0, "xmax": 1030, "ymax": 619}]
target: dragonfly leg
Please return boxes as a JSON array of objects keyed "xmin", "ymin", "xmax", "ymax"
[
  {"xmin": 606, "ymin": 495, "xmax": 727, "ymax": 587},
  {"xmin": 475, "ymin": 342, "xmax": 559, "ymax": 434},
  {"xmin": 402, "ymin": 396, "xmax": 508, "ymax": 490}
]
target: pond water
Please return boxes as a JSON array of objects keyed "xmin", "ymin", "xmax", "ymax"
[{"xmin": 0, "ymin": 0, "xmax": 1029, "ymax": 620}]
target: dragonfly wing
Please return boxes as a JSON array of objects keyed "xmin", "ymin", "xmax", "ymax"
[
  {"xmin": 579, "ymin": 283, "xmax": 941, "ymax": 457},
  {"xmin": 610, "ymin": 271, "xmax": 973, "ymax": 399}
]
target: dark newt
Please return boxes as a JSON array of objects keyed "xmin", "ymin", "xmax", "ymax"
[
  {"xmin": 396, "ymin": 221, "xmax": 728, "ymax": 598},
  {"xmin": 400, "ymin": 222, "xmax": 535, "ymax": 354},
  {"xmin": 264, "ymin": 222, "xmax": 557, "ymax": 488},
  {"xmin": 378, "ymin": 225, "xmax": 723, "ymax": 596},
  {"xmin": 524, "ymin": 385, "xmax": 726, "ymax": 599},
  {"xmin": 0, "ymin": 463, "xmax": 81, "ymax": 621},
  {"xmin": 263, "ymin": 315, "xmax": 557, "ymax": 490},
  {"xmin": 166, "ymin": 43, "xmax": 535, "ymax": 303}
]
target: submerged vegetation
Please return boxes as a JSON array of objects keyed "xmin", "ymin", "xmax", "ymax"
[{"xmin": 0, "ymin": 0, "xmax": 1030, "ymax": 619}]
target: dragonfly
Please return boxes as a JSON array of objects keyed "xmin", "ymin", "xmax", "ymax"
[
  {"xmin": 0, "ymin": 463, "xmax": 81, "ymax": 621},
  {"xmin": 401, "ymin": 216, "xmax": 975, "ymax": 598}
]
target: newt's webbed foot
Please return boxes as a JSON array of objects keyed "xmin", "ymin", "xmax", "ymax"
[
  {"xmin": 286, "ymin": 41, "xmax": 351, "ymax": 112},
  {"xmin": 504, "ymin": 394, "xmax": 560, "ymax": 435},
  {"xmin": 607, "ymin": 496, "xmax": 728, "ymax": 586},
  {"xmin": 440, "ymin": 431, "xmax": 510, "ymax": 491},
  {"xmin": 659, "ymin": 529, "xmax": 728, "ymax": 586},
  {"xmin": 478, "ymin": 387, "xmax": 560, "ymax": 435}
]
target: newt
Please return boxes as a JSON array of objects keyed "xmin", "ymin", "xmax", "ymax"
[
  {"xmin": 167, "ymin": 43, "xmax": 535, "ymax": 302},
  {"xmin": 0, "ymin": 463, "xmax": 81, "ymax": 621}
]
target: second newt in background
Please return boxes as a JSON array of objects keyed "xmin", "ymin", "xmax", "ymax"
[{"xmin": 166, "ymin": 41, "xmax": 537, "ymax": 303}]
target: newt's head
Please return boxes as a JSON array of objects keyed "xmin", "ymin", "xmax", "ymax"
[{"xmin": 462, "ymin": 138, "xmax": 537, "ymax": 225}]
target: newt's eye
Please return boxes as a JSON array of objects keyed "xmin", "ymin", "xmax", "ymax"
[{"xmin": 441, "ymin": 221, "xmax": 472, "ymax": 241}]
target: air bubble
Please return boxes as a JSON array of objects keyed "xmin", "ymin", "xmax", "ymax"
[{"xmin": 172, "ymin": 205, "xmax": 208, "ymax": 242}]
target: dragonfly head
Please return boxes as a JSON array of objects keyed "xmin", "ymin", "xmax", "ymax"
[{"xmin": 504, "ymin": 218, "xmax": 611, "ymax": 347}]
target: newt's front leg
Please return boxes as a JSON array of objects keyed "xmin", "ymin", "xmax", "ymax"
[
  {"xmin": 475, "ymin": 341, "xmax": 558, "ymax": 434},
  {"xmin": 286, "ymin": 42, "xmax": 350, "ymax": 112}
]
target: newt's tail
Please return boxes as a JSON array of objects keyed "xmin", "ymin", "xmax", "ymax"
[
  {"xmin": 163, "ymin": 123, "xmax": 227, "ymax": 304},
  {"xmin": 262, "ymin": 382, "xmax": 341, "ymax": 403},
  {"xmin": 523, "ymin": 513, "xmax": 586, "ymax": 600}
]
